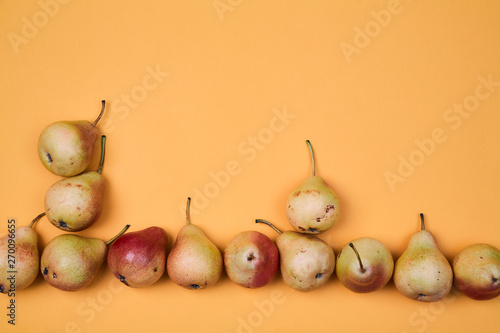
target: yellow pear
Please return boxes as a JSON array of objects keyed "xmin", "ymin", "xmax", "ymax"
[
  {"xmin": 44, "ymin": 135, "xmax": 107, "ymax": 232},
  {"xmin": 166, "ymin": 198, "xmax": 223, "ymax": 289},
  {"xmin": 256, "ymin": 219, "xmax": 335, "ymax": 292},
  {"xmin": 40, "ymin": 225, "xmax": 129, "ymax": 292},
  {"xmin": 37, "ymin": 100, "xmax": 105, "ymax": 177},
  {"xmin": 453, "ymin": 243, "xmax": 500, "ymax": 300},
  {"xmin": 393, "ymin": 214, "xmax": 453, "ymax": 302},
  {"xmin": 0, "ymin": 213, "xmax": 43, "ymax": 294},
  {"xmin": 286, "ymin": 140, "xmax": 340, "ymax": 234}
]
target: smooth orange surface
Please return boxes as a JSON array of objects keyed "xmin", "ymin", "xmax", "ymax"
[{"xmin": 1, "ymin": 1, "xmax": 500, "ymax": 332}]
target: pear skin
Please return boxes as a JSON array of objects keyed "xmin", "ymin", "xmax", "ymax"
[
  {"xmin": 166, "ymin": 198, "xmax": 223, "ymax": 290},
  {"xmin": 393, "ymin": 214, "xmax": 453, "ymax": 302},
  {"xmin": 0, "ymin": 214, "xmax": 43, "ymax": 294},
  {"xmin": 256, "ymin": 219, "xmax": 335, "ymax": 292},
  {"xmin": 452, "ymin": 243, "xmax": 500, "ymax": 300},
  {"xmin": 286, "ymin": 140, "xmax": 339, "ymax": 234},
  {"xmin": 38, "ymin": 100, "xmax": 105, "ymax": 177},
  {"xmin": 40, "ymin": 225, "xmax": 129, "ymax": 292},
  {"xmin": 44, "ymin": 136, "xmax": 106, "ymax": 232},
  {"xmin": 107, "ymin": 227, "xmax": 168, "ymax": 288}
]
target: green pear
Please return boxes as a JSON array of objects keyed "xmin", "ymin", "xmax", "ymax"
[
  {"xmin": 286, "ymin": 140, "xmax": 340, "ymax": 234},
  {"xmin": 452, "ymin": 243, "xmax": 500, "ymax": 300},
  {"xmin": 336, "ymin": 237, "xmax": 394, "ymax": 293},
  {"xmin": 0, "ymin": 213, "xmax": 44, "ymax": 294},
  {"xmin": 393, "ymin": 214, "xmax": 453, "ymax": 302},
  {"xmin": 44, "ymin": 135, "xmax": 107, "ymax": 232},
  {"xmin": 166, "ymin": 198, "xmax": 223, "ymax": 290},
  {"xmin": 40, "ymin": 224, "xmax": 129, "ymax": 292},
  {"xmin": 255, "ymin": 219, "xmax": 335, "ymax": 292},
  {"xmin": 38, "ymin": 100, "xmax": 105, "ymax": 177}
]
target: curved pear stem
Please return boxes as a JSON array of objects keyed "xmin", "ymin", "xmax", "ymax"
[
  {"xmin": 97, "ymin": 135, "xmax": 106, "ymax": 174},
  {"xmin": 186, "ymin": 197, "xmax": 191, "ymax": 225},
  {"xmin": 255, "ymin": 219, "xmax": 283, "ymax": 235},
  {"xmin": 105, "ymin": 224, "xmax": 130, "ymax": 246},
  {"xmin": 29, "ymin": 212, "xmax": 46, "ymax": 228},
  {"xmin": 306, "ymin": 140, "xmax": 315, "ymax": 177},
  {"xmin": 349, "ymin": 243, "xmax": 365, "ymax": 273},
  {"xmin": 420, "ymin": 213, "xmax": 425, "ymax": 230},
  {"xmin": 92, "ymin": 100, "xmax": 106, "ymax": 127}
]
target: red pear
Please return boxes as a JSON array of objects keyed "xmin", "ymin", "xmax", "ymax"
[{"xmin": 107, "ymin": 227, "xmax": 168, "ymax": 288}]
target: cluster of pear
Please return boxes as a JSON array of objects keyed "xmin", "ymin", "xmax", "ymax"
[{"xmin": 1, "ymin": 107, "xmax": 499, "ymax": 303}]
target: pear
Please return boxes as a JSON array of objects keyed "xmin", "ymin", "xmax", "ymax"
[
  {"xmin": 44, "ymin": 135, "xmax": 107, "ymax": 232},
  {"xmin": 336, "ymin": 237, "xmax": 394, "ymax": 293},
  {"xmin": 166, "ymin": 198, "xmax": 223, "ymax": 290},
  {"xmin": 107, "ymin": 226, "xmax": 168, "ymax": 288},
  {"xmin": 224, "ymin": 230, "xmax": 279, "ymax": 289},
  {"xmin": 0, "ymin": 213, "xmax": 44, "ymax": 294},
  {"xmin": 255, "ymin": 219, "xmax": 335, "ymax": 292},
  {"xmin": 40, "ymin": 224, "xmax": 129, "ymax": 292},
  {"xmin": 452, "ymin": 243, "xmax": 500, "ymax": 300},
  {"xmin": 38, "ymin": 100, "xmax": 106, "ymax": 177},
  {"xmin": 286, "ymin": 140, "xmax": 340, "ymax": 234},
  {"xmin": 393, "ymin": 214, "xmax": 453, "ymax": 302}
]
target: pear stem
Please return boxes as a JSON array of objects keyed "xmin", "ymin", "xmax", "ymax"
[
  {"xmin": 92, "ymin": 100, "xmax": 106, "ymax": 127},
  {"xmin": 29, "ymin": 212, "xmax": 46, "ymax": 228},
  {"xmin": 349, "ymin": 242, "xmax": 365, "ymax": 273},
  {"xmin": 306, "ymin": 140, "xmax": 315, "ymax": 177},
  {"xmin": 97, "ymin": 135, "xmax": 106, "ymax": 174},
  {"xmin": 186, "ymin": 197, "xmax": 191, "ymax": 225},
  {"xmin": 420, "ymin": 213, "xmax": 425, "ymax": 230},
  {"xmin": 255, "ymin": 219, "xmax": 283, "ymax": 235},
  {"xmin": 105, "ymin": 224, "xmax": 130, "ymax": 246}
]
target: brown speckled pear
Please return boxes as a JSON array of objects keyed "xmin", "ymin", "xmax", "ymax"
[
  {"xmin": 0, "ymin": 213, "xmax": 44, "ymax": 294},
  {"xmin": 40, "ymin": 225, "xmax": 129, "ymax": 292},
  {"xmin": 166, "ymin": 198, "xmax": 222, "ymax": 290},
  {"xmin": 393, "ymin": 214, "xmax": 452, "ymax": 302},
  {"xmin": 256, "ymin": 219, "xmax": 335, "ymax": 292},
  {"xmin": 286, "ymin": 140, "xmax": 339, "ymax": 234},
  {"xmin": 37, "ymin": 100, "xmax": 106, "ymax": 177},
  {"xmin": 44, "ymin": 135, "xmax": 107, "ymax": 232}
]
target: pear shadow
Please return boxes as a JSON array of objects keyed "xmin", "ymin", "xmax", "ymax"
[
  {"xmin": 94, "ymin": 176, "xmax": 113, "ymax": 230},
  {"xmin": 25, "ymin": 270, "xmax": 46, "ymax": 293},
  {"xmin": 90, "ymin": 258, "xmax": 114, "ymax": 289}
]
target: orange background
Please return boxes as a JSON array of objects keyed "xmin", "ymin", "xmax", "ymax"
[{"xmin": 1, "ymin": 1, "xmax": 500, "ymax": 332}]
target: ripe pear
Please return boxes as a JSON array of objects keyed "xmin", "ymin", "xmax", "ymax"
[
  {"xmin": 255, "ymin": 219, "xmax": 335, "ymax": 292},
  {"xmin": 38, "ymin": 100, "xmax": 106, "ymax": 177},
  {"xmin": 40, "ymin": 224, "xmax": 129, "ymax": 292},
  {"xmin": 166, "ymin": 198, "xmax": 223, "ymax": 290},
  {"xmin": 336, "ymin": 237, "xmax": 394, "ymax": 293},
  {"xmin": 286, "ymin": 140, "xmax": 340, "ymax": 234},
  {"xmin": 224, "ymin": 230, "xmax": 279, "ymax": 289},
  {"xmin": 0, "ymin": 213, "xmax": 44, "ymax": 294},
  {"xmin": 393, "ymin": 214, "xmax": 452, "ymax": 302},
  {"xmin": 107, "ymin": 226, "xmax": 168, "ymax": 288},
  {"xmin": 44, "ymin": 135, "xmax": 107, "ymax": 232},
  {"xmin": 452, "ymin": 243, "xmax": 500, "ymax": 300}
]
